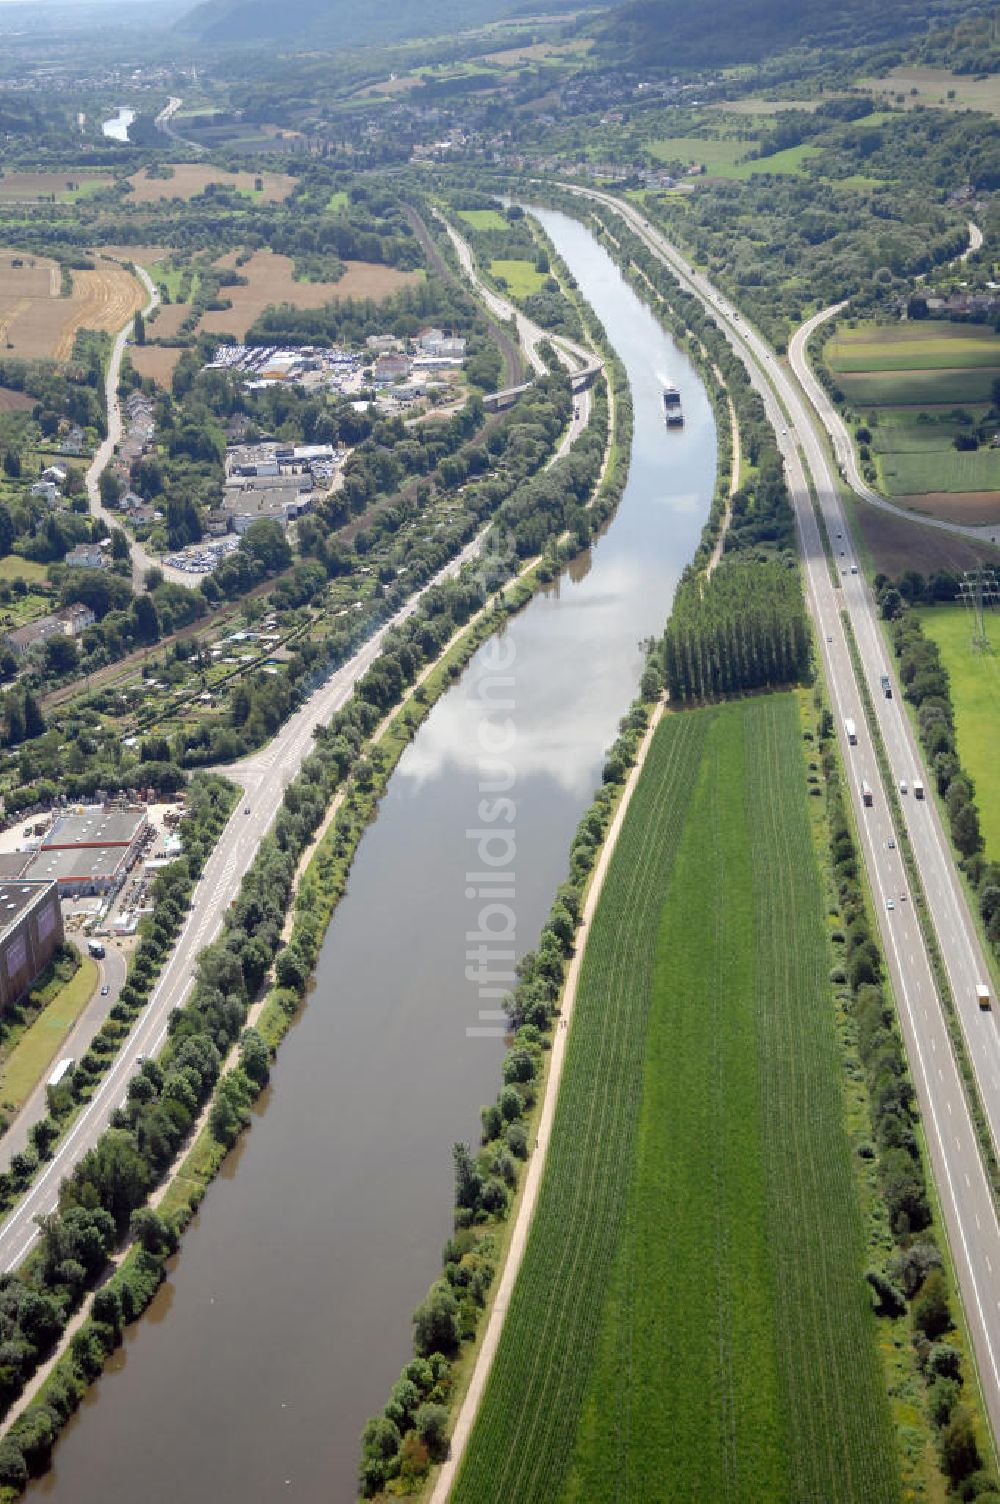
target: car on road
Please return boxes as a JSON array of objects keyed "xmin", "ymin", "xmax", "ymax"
[
  {"xmin": 900, "ymin": 781, "xmax": 908, "ymax": 794},
  {"xmin": 888, "ymin": 839, "xmax": 895, "ymax": 849},
  {"xmin": 100, "ymin": 984, "xmax": 109, "ymax": 996},
  {"xmin": 850, "ymin": 564, "xmax": 858, "ymax": 575},
  {"xmin": 886, "ymin": 898, "xmax": 895, "ymax": 910}
]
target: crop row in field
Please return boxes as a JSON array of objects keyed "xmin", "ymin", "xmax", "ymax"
[
  {"xmin": 453, "ymin": 696, "xmax": 899, "ymax": 1504},
  {"xmin": 827, "ymin": 322, "xmax": 1000, "ymax": 374}
]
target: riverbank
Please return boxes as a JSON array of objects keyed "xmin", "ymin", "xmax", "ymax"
[
  {"xmin": 0, "ymin": 312, "xmax": 623, "ymax": 1499},
  {"xmin": 17, "ymin": 202, "xmax": 713, "ymax": 1504}
]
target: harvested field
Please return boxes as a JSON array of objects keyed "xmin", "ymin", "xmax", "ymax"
[
  {"xmin": 0, "ymin": 251, "xmax": 143, "ymax": 360},
  {"xmin": 98, "ymin": 244, "xmax": 169, "ymax": 270},
  {"xmin": 0, "ymin": 387, "xmax": 32, "ymax": 413},
  {"xmin": 128, "ymin": 345, "xmax": 183, "ymax": 387},
  {"xmin": 148, "ymin": 303, "xmax": 193, "ymax": 338},
  {"xmin": 197, "ymin": 250, "xmax": 420, "ymax": 338},
  {"xmin": 126, "ymin": 164, "xmax": 294, "ymax": 204},
  {"xmin": 0, "ymin": 170, "xmax": 109, "ymax": 202},
  {"xmin": 895, "ymin": 490, "xmax": 1000, "ymax": 526},
  {"xmin": 848, "ymin": 494, "xmax": 1000, "ymax": 576}
]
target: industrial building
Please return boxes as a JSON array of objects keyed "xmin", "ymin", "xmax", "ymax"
[
  {"xmin": 0, "ymin": 881, "xmax": 64, "ymax": 1015},
  {"xmin": 22, "ymin": 805, "xmax": 147, "ymax": 896}
]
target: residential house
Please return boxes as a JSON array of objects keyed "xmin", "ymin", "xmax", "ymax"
[
  {"xmin": 55, "ymin": 602, "xmax": 96, "ymax": 635},
  {"xmin": 40, "ymin": 465, "xmax": 67, "ymax": 486},
  {"xmin": 366, "ymin": 334, "xmax": 403, "ymax": 354},
  {"xmin": 6, "ymin": 602, "xmax": 94, "ymax": 657},
  {"xmin": 6, "ymin": 617, "xmax": 65, "ymax": 658},
  {"xmin": 64, "ymin": 545, "xmax": 106, "ymax": 570},
  {"xmin": 415, "ymin": 327, "xmax": 445, "ymax": 353},
  {"xmin": 30, "ymin": 480, "xmax": 59, "ymax": 505}
]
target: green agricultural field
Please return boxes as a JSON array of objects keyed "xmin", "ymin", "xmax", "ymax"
[
  {"xmin": 648, "ymin": 134, "xmax": 817, "ymax": 178},
  {"xmin": 827, "ymin": 324, "xmax": 1000, "ymax": 507},
  {"xmin": 489, "ymin": 258, "xmax": 547, "ymax": 297},
  {"xmin": 459, "ymin": 208, "xmax": 507, "ymax": 230},
  {"xmin": 917, "ymin": 605, "xmax": 1000, "ymax": 856},
  {"xmin": 0, "ymin": 556, "xmax": 49, "ymax": 584},
  {"xmin": 453, "ymin": 696, "xmax": 898, "ymax": 1504},
  {"xmin": 827, "ymin": 323, "xmax": 1000, "ymax": 374},
  {"xmin": 839, "ymin": 367, "xmax": 1000, "ymax": 408}
]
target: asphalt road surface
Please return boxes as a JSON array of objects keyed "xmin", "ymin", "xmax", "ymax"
[
  {"xmin": 566, "ymin": 183, "xmax": 1000, "ymax": 1445},
  {"xmin": 85, "ymin": 267, "xmax": 196, "ymax": 592},
  {"xmin": 0, "ymin": 528, "xmax": 486, "ymax": 1275},
  {"xmin": 438, "ymin": 211, "xmax": 597, "ymax": 452}
]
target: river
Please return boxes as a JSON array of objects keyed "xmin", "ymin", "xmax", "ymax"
[
  {"xmin": 101, "ymin": 108, "xmax": 134, "ymax": 142},
  {"xmin": 31, "ymin": 207, "xmax": 715, "ymax": 1504}
]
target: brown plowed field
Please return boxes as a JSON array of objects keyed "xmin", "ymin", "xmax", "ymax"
[
  {"xmin": 98, "ymin": 244, "xmax": 170, "ymax": 269},
  {"xmin": 851, "ymin": 496, "xmax": 1000, "ymax": 576},
  {"xmin": 897, "ymin": 490, "xmax": 1000, "ymax": 526},
  {"xmin": 149, "ymin": 303, "xmax": 193, "ymax": 338},
  {"xmin": 0, "ymin": 386, "xmax": 32, "ymax": 412},
  {"xmin": 0, "ymin": 171, "xmax": 108, "ymax": 201},
  {"xmin": 197, "ymin": 250, "xmax": 421, "ymax": 338},
  {"xmin": 129, "ymin": 345, "xmax": 183, "ymax": 387},
  {"xmin": 127, "ymin": 165, "xmax": 294, "ymax": 204},
  {"xmin": 0, "ymin": 250, "xmax": 143, "ymax": 359}
]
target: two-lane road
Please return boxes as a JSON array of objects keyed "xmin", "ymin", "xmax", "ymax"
[{"xmin": 564, "ymin": 182, "xmax": 1000, "ymax": 1442}]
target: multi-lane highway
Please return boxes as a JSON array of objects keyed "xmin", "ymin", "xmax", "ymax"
[
  {"xmin": 0, "ymin": 527, "xmax": 488, "ymax": 1275},
  {"xmin": 565, "ymin": 183, "xmax": 1000, "ymax": 1440}
]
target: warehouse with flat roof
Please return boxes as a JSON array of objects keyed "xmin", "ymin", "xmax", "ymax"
[
  {"xmin": 0, "ymin": 881, "xmax": 64, "ymax": 1015},
  {"xmin": 22, "ymin": 805, "xmax": 148, "ymax": 896}
]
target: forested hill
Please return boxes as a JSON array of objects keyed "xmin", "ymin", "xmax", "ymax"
[
  {"xmin": 175, "ymin": 0, "xmax": 589, "ymax": 46},
  {"xmin": 598, "ymin": 0, "xmax": 990, "ymax": 69}
]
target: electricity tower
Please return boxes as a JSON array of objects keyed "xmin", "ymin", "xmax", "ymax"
[{"xmin": 958, "ymin": 568, "xmax": 1000, "ymax": 651}]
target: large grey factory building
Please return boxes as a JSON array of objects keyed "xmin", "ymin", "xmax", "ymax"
[{"xmin": 0, "ymin": 881, "xmax": 64, "ymax": 1015}]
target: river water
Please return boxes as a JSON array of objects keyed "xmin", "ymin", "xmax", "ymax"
[
  {"xmin": 32, "ymin": 207, "xmax": 715, "ymax": 1504},
  {"xmin": 101, "ymin": 108, "xmax": 135, "ymax": 142}
]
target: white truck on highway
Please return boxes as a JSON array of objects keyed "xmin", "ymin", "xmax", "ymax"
[
  {"xmin": 978, "ymin": 983, "xmax": 992, "ymax": 1010},
  {"xmin": 861, "ymin": 779, "xmax": 873, "ymax": 808},
  {"xmin": 845, "ymin": 717, "xmax": 857, "ymax": 745}
]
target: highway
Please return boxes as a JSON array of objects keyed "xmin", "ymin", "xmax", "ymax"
[
  {"xmin": 564, "ymin": 183, "xmax": 1000, "ymax": 1443},
  {"xmin": 0, "ymin": 527, "xmax": 487, "ymax": 1275}
]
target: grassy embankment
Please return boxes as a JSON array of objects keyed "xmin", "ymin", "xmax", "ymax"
[
  {"xmin": 917, "ymin": 604, "xmax": 1000, "ymax": 858},
  {"xmin": 0, "ymin": 952, "xmax": 94, "ymax": 1121},
  {"xmin": 452, "ymin": 694, "xmax": 900, "ymax": 1504},
  {"xmin": 825, "ymin": 323, "xmax": 1000, "ymax": 523}
]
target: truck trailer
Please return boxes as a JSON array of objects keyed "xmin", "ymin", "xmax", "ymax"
[
  {"xmin": 914, "ymin": 780, "xmax": 924, "ymax": 800},
  {"xmin": 880, "ymin": 674, "xmax": 892, "ymax": 699},
  {"xmin": 845, "ymin": 717, "xmax": 857, "ymax": 745},
  {"xmin": 978, "ymin": 983, "xmax": 992, "ymax": 1010},
  {"xmin": 861, "ymin": 780, "xmax": 873, "ymax": 807}
]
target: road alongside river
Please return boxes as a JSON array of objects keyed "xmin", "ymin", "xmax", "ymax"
[{"xmin": 30, "ymin": 208, "xmax": 716, "ymax": 1504}]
